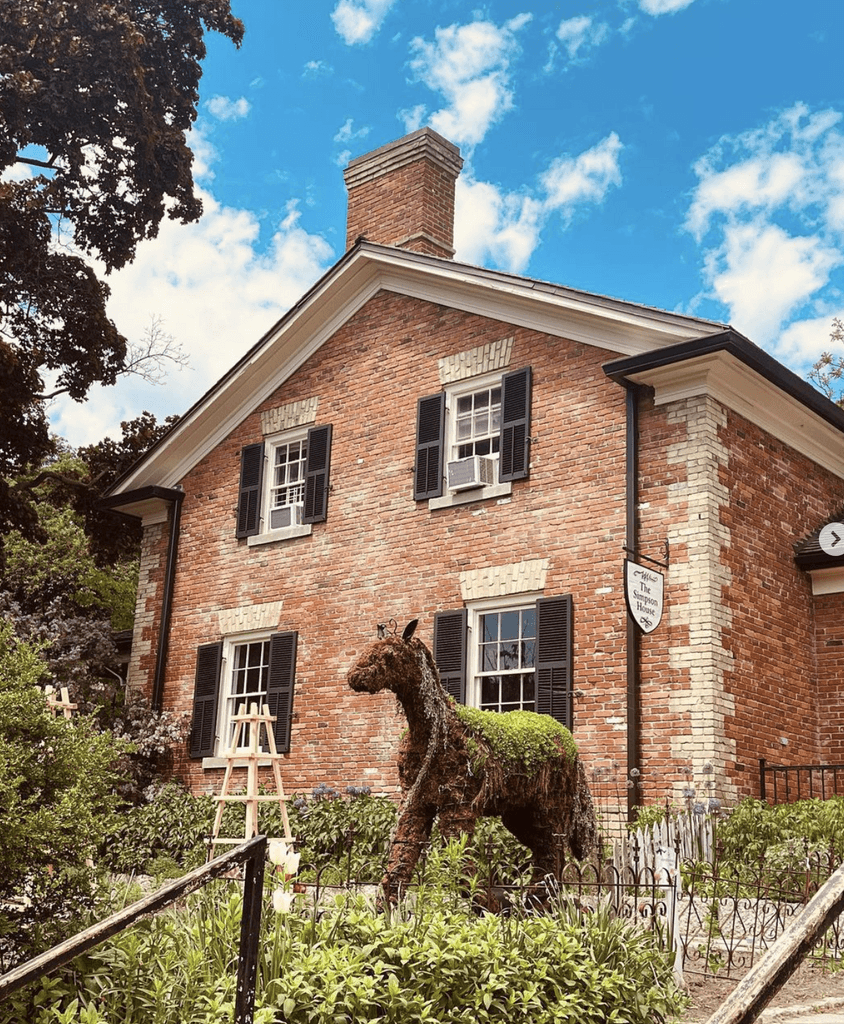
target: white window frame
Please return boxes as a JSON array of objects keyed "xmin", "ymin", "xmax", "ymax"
[
  {"xmin": 429, "ymin": 371, "xmax": 512, "ymax": 510},
  {"xmin": 201, "ymin": 630, "xmax": 274, "ymax": 765},
  {"xmin": 247, "ymin": 428, "xmax": 312, "ymax": 546},
  {"xmin": 465, "ymin": 595, "xmax": 538, "ymax": 712}
]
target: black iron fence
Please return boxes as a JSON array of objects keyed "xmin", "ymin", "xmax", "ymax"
[
  {"xmin": 0, "ymin": 835, "xmax": 267, "ymax": 1024},
  {"xmin": 290, "ymin": 828, "xmax": 844, "ymax": 979},
  {"xmin": 759, "ymin": 758, "xmax": 844, "ymax": 803}
]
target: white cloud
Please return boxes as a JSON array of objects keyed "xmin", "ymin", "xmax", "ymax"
[
  {"xmin": 204, "ymin": 95, "xmax": 251, "ymax": 121},
  {"xmin": 303, "ymin": 60, "xmax": 332, "ymax": 77},
  {"xmin": 777, "ymin": 310, "xmax": 844, "ymax": 369},
  {"xmin": 556, "ymin": 16, "xmax": 609, "ymax": 60},
  {"xmin": 686, "ymin": 103, "xmax": 844, "ymax": 349},
  {"xmin": 331, "ymin": 0, "xmax": 395, "ymax": 45},
  {"xmin": 50, "ymin": 188, "xmax": 334, "ymax": 446},
  {"xmin": 334, "ymin": 118, "xmax": 369, "ymax": 145},
  {"xmin": 455, "ymin": 134, "xmax": 624, "ymax": 274},
  {"xmin": 405, "ymin": 15, "xmax": 532, "ymax": 150},
  {"xmin": 702, "ymin": 221, "xmax": 840, "ymax": 344},
  {"xmin": 639, "ymin": 0, "xmax": 697, "ymax": 14},
  {"xmin": 186, "ymin": 125, "xmax": 219, "ymax": 182},
  {"xmin": 541, "ymin": 133, "xmax": 623, "ymax": 213}
]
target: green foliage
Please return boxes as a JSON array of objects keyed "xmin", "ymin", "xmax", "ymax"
[
  {"xmin": 717, "ymin": 797, "xmax": 844, "ymax": 863},
  {"xmin": 455, "ymin": 706, "xmax": 578, "ymax": 774},
  {"xmin": 630, "ymin": 803, "xmax": 669, "ymax": 831},
  {"xmin": 3, "ymin": 495, "xmax": 137, "ymax": 627},
  {"xmin": 0, "ymin": 621, "xmax": 126, "ymax": 966},
  {"xmin": 4, "ymin": 876, "xmax": 687, "ymax": 1024},
  {"xmin": 100, "ymin": 783, "xmax": 400, "ymax": 881},
  {"xmin": 0, "ymin": 0, "xmax": 243, "ymax": 542}
]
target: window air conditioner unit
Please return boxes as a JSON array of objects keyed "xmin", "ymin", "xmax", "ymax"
[
  {"xmin": 270, "ymin": 504, "xmax": 303, "ymax": 529},
  {"xmin": 447, "ymin": 455, "xmax": 495, "ymax": 491}
]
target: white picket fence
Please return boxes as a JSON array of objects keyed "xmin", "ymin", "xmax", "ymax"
[{"xmin": 613, "ymin": 810, "xmax": 715, "ymax": 876}]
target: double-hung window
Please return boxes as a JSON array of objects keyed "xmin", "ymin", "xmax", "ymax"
[
  {"xmin": 414, "ymin": 367, "xmax": 531, "ymax": 505},
  {"xmin": 236, "ymin": 424, "xmax": 332, "ymax": 543},
  {"xmin": 189, "ymin": 630, "xmax": 298, "ymax": 760},
  {"xmin": 433, "ymin": 594, "xmax": 573, "ymax": 728},
  {"xmin": 267, "ymin": 435, "xmax": 308, "ymax": 529},
  {"xmin": 475, "ymin": 606, "xmax": 536, "ymax": 712}
]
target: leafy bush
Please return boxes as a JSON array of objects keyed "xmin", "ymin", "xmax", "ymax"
[
  {"xmin": 3, "ymin": 876, "xmax": 687, "ymax": 1024},
  {"xmin": 716, "ymin": 797, "xmax": 844, "ymax": 863},
  {"xmin": 0, "ymin": 621, "xmax": 125, "ymax": 968}
]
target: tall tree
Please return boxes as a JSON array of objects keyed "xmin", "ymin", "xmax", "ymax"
[{"xmin": 0, "ymin": 0, "xmax": 243, "ymax": 538}]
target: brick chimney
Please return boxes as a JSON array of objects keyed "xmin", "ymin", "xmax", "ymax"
[{"xmin": 343, "ymin": 127, "xmax": 463, "ymax": 259}]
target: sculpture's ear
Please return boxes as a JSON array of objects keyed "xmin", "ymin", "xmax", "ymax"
[{"xmin": 402, "ymin": 618, "xmax": 419, "ymax": 642}]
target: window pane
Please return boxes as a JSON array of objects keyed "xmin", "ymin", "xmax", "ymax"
[
  {"xmin": 500, "ymin": 641, "xmax": 519, "ymax": 671},
  {"xmin": 499, "ymin": 611, "xmax": 519, "ymax": 641},
  {"xmin": 475, "ymin": 438, "xmax": 491, "ymax": 456},
  {"xmin": 521, "ymin": 639, "xmax": 536, "ymax": 668},
  {"xmin": 522, "ymin": 608, "xmax": 536, "ymax": 638},
  {"xmin": 457, "ymin": 395, "xmax": 473, "ymax": 415},
  {"xmin": 522, "ymin": 676, "xmax": 535, "ymax": 702},
  {"xmin": 481, "ymin": 676, "xmax": 500, "ymax": 706},
  {"xmin": 501, "ymin": 676, "xmax": 521, "ymax": 703},
  {"xmin": 482, "ymin": 644, "xmax": 498, "ymax": 672},
  {"xmin": 482, "ymin": 614, "xmax": 498, "ymax": 644}
]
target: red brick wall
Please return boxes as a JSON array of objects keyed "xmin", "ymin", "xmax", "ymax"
[
  {"xmin": 154, "ymin": 291, "xmax": 633, "ymax": 797},
  {"xmin": 719, "ymin": 409, "xmax": 844, "ymax": 793},
  {"xmin": 814, "ymin": 593, "xmax": 844, "ymax": 762},
  {"xmin": 131, "ymin": 296, "xmax": 844, "ymax": 809}
]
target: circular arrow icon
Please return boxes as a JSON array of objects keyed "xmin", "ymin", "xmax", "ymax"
[{"xmin": 819, "ymin": 522, "xmax": 844, "ymax": 557}]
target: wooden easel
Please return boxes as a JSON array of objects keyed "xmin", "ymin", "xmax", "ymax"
[
  {"xmin": 45, "ymin": 684, "xmax": 77, "ymax": 720},
  {"xmin": 207, "ymin": 701, "xmax": 293, "ymax": 858}
]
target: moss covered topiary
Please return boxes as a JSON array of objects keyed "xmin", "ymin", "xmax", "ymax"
[{"xmin": 454, "ymin": 706, "xmax": 578, "ymax": 775}]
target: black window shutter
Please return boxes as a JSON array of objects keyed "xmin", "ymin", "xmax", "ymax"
[
  {"xmin": 266, "ymin": 631, "xmax": 297, "ymax": 753},
  {"xmin": 414, "ymin": 393, "xmax": 445, "ymax": 500},
  {"xmin": 535, "ymin": 595, "xmax": 573, "ymax": 728},
  {"xmin": 433, "ymin": 609, "xmax": 468, "ymax": 703},
  {"xmin": 303, "ymin": 425, "xmax": 332, "ymax": 524},
  {"xmin": 236, "ymin": 443, "xmax": 265, "ymax": 538},
  {"xmin": 189, "ymin": 642, "xmax": 223, "ymax": 757},
  {"xmin": 499, "ymin": 366, "xmax": 532, "ymax": 482}
]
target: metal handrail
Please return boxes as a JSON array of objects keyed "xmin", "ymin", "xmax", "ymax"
[{"xmin": 0, "ymin": 834, "xmax": 266, "ymax": 1024}]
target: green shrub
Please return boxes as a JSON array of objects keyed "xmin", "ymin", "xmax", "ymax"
[
  {"xmin": 4, "ymin": 875, "xmax": 687, "ymax": 1024},
  {"xmin": 716, "ymin": 797, "xmax": 844, "ymax": 863},
  {"xmin": 0, "ymin": 622, "xmax": 125, "ymax": 968}
]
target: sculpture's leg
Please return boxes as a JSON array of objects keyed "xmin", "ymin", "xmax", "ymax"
[
  {"xmin": 382, "ymin": 804, "xmax": 434, "ymax": 902},
  {"xmin": 501, "ymin": 807, "xmax": 559, "ymax": 879},
  {"xmin": 437, "ymin": 806, "xmax": 478, "ymax": 846}
]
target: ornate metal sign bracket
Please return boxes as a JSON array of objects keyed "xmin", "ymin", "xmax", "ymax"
[{"xmin": 623, "ymin": 539, "xmax": 669, "ymax": 571}]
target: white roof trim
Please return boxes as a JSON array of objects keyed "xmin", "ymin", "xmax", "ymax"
[
  {"xmin": 109, "ymin": 245, "xmax": 725, "ymax": 495},
  {"xmin": 624, "ymin": 350, "xmax": 844, "ymax": 480},
  {"xmin": 808, "ymin": 565, "xmax": 844, "ymax": 596}
]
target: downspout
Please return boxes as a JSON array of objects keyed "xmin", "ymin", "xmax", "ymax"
[
  {"xmin": 623, "ymin": 382, "xmax": 643, "ymax": 822},
  {"xmin": 152, "ymin": 490, "xmax": 184, "ymax": 712}
]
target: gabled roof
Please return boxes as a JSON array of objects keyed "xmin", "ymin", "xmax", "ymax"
[{"xmin": 105, "ymin": 241, "xmax": 727, "ymax": 508}]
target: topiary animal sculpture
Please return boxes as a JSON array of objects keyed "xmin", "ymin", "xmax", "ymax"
[{"xmin": 347, "ymin": 630, "xmax": 597, "ymax": 899}]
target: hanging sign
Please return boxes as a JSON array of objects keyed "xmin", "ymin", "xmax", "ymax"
[{"xmin": 624, "ymin": 560, "xmax": 664, "ymax": 634}]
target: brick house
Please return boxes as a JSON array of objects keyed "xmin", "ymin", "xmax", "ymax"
[{"xmin": 104, "ymin": 128, "xmax": 844, "ymax": 819}]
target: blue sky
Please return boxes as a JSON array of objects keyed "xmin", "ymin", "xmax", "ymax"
[{"xmin": 49, "ymin": 0, "xmax": 844, "ymax": 446}]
